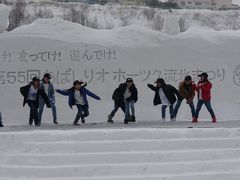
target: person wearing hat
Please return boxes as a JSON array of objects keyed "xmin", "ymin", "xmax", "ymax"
[
  {"xmin": 112, "ymin": 78, "xmax": 138, "ymax": 124},
  {"xmin": 172, "ymin": 75, "xmax": 196, "ymax": 121},
  {"xmin": 0, "ymin": 112, "xmax": 3, "ymax": 127},
  {"xmin": 123, "ymin": 78, "xmax": 138, "ymax": 124},
  {"xmin": 20, "ymin": 77, "xmax": 51, "ymax": 126},
  {"xmin": 148, "ymin": 78, "xmax": 181, "ymax": 121},
  {"xmin": 38, "ymin": 73, "xmax": 58, "ymax": 125},
  {"xmin": 193, "ymin": 72, "xmax": 216, "ymax": 123},
  {"xmin": 56, "ymin": 80, "xmax": 101, "ymax": 126}
]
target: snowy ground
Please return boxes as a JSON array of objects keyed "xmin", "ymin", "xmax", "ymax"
[
  {"xmin": 1, "ymin": 126, "xmax": 240, "ymax": 179},
  {"xmin": 1, "ymin": 120, "xmax": 240, "ymax": 132}
]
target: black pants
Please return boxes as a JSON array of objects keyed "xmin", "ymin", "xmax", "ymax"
[
  {"xmin": 0, "ymin": 112, "xmax": 3, "ymax": 126},
  {"xmin": 110, "ymin": 102, "xmax": 125, "ymax": 117},
  {"xmin": 75, "ymin": 104, "xmax": 89, "ymax": 123},
  {"xmin": 27, "ymin": 100, "xmax": 39, "ymax": 126}
]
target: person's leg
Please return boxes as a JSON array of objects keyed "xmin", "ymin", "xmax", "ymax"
[
  {"xmin": 130, "ymin": 101, "xmax": 136, "ymax": 122},
  {"xmin": 50, "ymin": 101, "xmax": 58, "ymax": 124},
  {"xmin": 0, "ymin": 112, "xmax": 3, "ymax": 127},
  {"xmin": 110, "ymin": 102, "xmax": 120, "ymax": 117},
  {"xmin": 108, "ymin": 102, "xmax": 121, "ymax": 122},
  {"xmin": 38, "ymin": 100, "xmax": 45, "ymax": 125},
  {"xmin": 27, "ymin": 101, "xmax": 34, "ymax": 125},
  {"xmin": 120, "ymin": 103, "xmax": 125, "ymax": 113},
  {"xmin": 161, "ymin": 105, "xmax": 167, "ymax": 120},
  {"xmin": 74, "ymin": 104, "xmax": 83, "ymax": 125},
  {"xmin": 204, "ymin": 100, "xmax": 216, "ymax": 122},
  {"xmin": 124, "ymin": 101, "xmax": 130, "ymax": 124},
  {"xmin": 194, "ymin": 100, "xmax": 204, "ymax": 122},
  {"xmin": 81, "ymin": 105, "xmax": 89, "ymax": 123},
  {"xmin": 189, "ymin": 101, "xmax": 196, "ymax": 119},
  {"xmin": 172, "ymin": 99, "xmax": 183, "ymax": 118},
  {"xmin": 170, "ymin": 105, "xmax": 175, "ymax": 121},
  {"xmin": 32, "ymin": 102, "xmax": 39, "ymax": 126},
  {"xmin": 130, "ymin": 101, "xmax": 135, "ymax": 116}
]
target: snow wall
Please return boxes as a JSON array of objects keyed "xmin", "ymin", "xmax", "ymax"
[{"xmin": 0, "ymin": 18, "xmax": 240, "ymax": 125}]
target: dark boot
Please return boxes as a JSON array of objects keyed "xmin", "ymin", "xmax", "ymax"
[
  {"xmin": 108, "ymin": 114, "xmax": 114, "ymax": 123},
  {"xmin": 0, "ymin": 124, "xmax": 3, "ymax": 127},
  {"xmin": 128, "ymin": 116, "xmax": 136, "ymax": 122},
  {"xmin": 73, "ymin": 120, "xmax": 80, "ymax": 126},
  {"xmin": 81, "ymin": 118, "xmax": 85, "ymax": 124},
  {"xmin": 124, "ymin": 119, "xmax": 128, "ymax": 124},
  {"xmin": 53, "ymin": 121, "xmax": 58, "ymax": 125}
]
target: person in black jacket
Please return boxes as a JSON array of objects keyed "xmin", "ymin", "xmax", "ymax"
[
  {"xmin": 117, "ymin": 78, "xmax": 138, "ymax": 124},
  {"xmin": 20, "ymin": 77, "xmax": 51, "ymax": 126},
  {"xmin": 0, "ymin": 112, "xmax": 3, "ymax": 127},
  {"xmin": 148, "ymin": 78, "xmax": 182, "ymax": 122},
  {"xmin": 107, "ymin": 87, "xmax": 125, "ymax": 123}
]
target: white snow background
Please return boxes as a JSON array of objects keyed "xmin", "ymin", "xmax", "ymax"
[{"xmin": 1, "ymin": 3, "xmax": 240, "ymax": 125}]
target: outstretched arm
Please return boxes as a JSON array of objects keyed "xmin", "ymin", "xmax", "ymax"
[
  {"xmin": 56, "ymin": 89, "xmax": 70, "ymax": 96},
  {"xmin": 84, "ymin": 88, "xmax": 101, "ymax": 100},
  {"xmin": 147, "ymin": 84, "xmax": 157, "ymax": 92}
]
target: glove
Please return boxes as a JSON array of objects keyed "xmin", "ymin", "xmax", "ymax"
[{"xmin": 46, "ymin": 103, "xmax": 51, "ymax": 108}]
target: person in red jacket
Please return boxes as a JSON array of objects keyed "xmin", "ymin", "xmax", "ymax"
[{"xmin": 193, "ymin": 72, "xmax": 216, "ymax": 123}]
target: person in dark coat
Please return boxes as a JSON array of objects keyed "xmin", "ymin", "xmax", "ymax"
[
  {"xmin": 107, "ymin": 87, "xmax": 125, "ymax": 123},
  {"xmin": 20, "ymin": 77, "xmax": 51, "ymax": 126},
  {"xmin": 193, "ymin": 72, "xmax": 216, "ymax": 123},
  {"xmin": 38, "ymin": 73, "xmax": 58, "ymax": 125},
  {"xmin": 0, "ymin": 112, "xmax": 3, "ymax": 127},
  {"xmin": 172, "ymin": 75, "xmax": 196, "ymax": 121},
  {"xmin": 117, "ymin": 78, "xmax": 138, "ymax": 124},
  {"xmin": 148, "ymin": 78, "xmax": 182, "ymax": 121},
  {"xmin": 56, "ymin": 80, "xmax": 101, "ymax": 126}
]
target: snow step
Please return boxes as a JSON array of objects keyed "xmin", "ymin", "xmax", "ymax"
[
  {"xmin": 1, "ymin": 128, "xmax": 240, "ymax": 179},
  {"xmin": 0, "ymin": 159, "xmax": 240, "ymax": 177},
  {"xmin": 1, "ymin": 148, "xmax": 240, "ymax": 166}
]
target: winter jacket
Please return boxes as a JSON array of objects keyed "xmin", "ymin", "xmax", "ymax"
[
  {"xmin": 20, "ymin": 83, "xmax": 50, "ymax": 108},
  {"xmin": 148, "ymin": 83, "xmax": 182, "ymax": 106},
  {"xmin": 117, "ymin": 83, "xmax": 138, "ymax": 103},
  {"xmin": 56, "ymin": 87, "xmax": 100, "ymax": 109},
  {"xmin": 112, "ymin": 87, "xmax": 124, "ymax": 106},
  {"xmin": 195, "ymin": 80, "xmax": 212, "ymax": 101},
  {"xmin": 39, "ymin": 80, "xmax": 55, "ymax": 102},
  {"xmin": 178, "ymin": 81, "xmax": 196, "ymax": 103}
]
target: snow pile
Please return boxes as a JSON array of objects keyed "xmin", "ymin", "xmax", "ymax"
[
  {"xmin": 233, "ymin": 0, "xmax": 240, "ymax": 6},
  {"xmin": 19, "ymin": 3, "xmax": 240, "ymax": 34},
  {"xmin": 0, "ymin": 4, "xmax": 10, "ymax": 33},
  {"xmin": 0, "ymin": 18, "xmax": 240, "ymax": 125},
  {"xmin": 6, "ymin": 18, "xmax": 167, "ymax": 47},
  {"xmin": 162, "ymin": 14, "xmax": 180, "ymax": 35}
]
